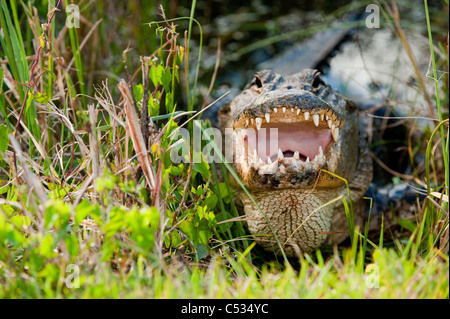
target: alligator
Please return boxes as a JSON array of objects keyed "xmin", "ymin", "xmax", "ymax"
[{"xmin": 218, "ymin": 69, "xmax": 373, "ymax": 257}]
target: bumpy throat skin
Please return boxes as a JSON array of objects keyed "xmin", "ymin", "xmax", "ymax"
[
  {"xmin": 241, "ymin": 188, "xmax": 343, "ymax": 256},
  {"xmin": 218, "ymin": 69, "xmax": 372, "ymax": 257}
]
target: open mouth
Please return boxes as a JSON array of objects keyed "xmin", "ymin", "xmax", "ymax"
[{"xmin": 234, "ymin": 105, "xmax": 343, "ymax": 174}]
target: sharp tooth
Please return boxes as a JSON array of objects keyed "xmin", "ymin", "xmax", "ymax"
[
  {"xmin": 318, "ymin": 146, "xmax": 323, "ymax": 157},
  {"xmin": 326, "ymin": 115, "xmax": 329, "ymax": 120},
  {"xmin": 331, "ymin": 123, "xmax": 336, "ymax": 134},
  {"xmin": 304, "ymin": 112, "xmax": 310, "ymax": 120},
  {"xmin": 267, "ymin": 157, "xmax": 272, "ymax": 164},
  {"xmin": 282, "ymin": 107, "xmax": 286, "ymax": 113},
  {"xmin": 297, "ymin": 109, "xmax": 301, "ymax": 115},
  {"xmin": 314, "ymin": 155, "xmax": 318, "ymax": 162},
  {"xmin": 291, "ymin": 108, "xmax": 294, "ymax": 112},
  {"xmin": 313, "ymin": 114, "xmax": 320, "ymax": 126},
  {"xmin": 245, "ymin": 119, "xmax": 249, "ymax": 127},
  {"xmin": 265, "ymin": 113, "xmax": 270, "ymax": 123},
  {"xmin": 259, "ymin": 158, "xmax": 264, "ymax": 165},
  {"xmin": 255, "ymin": 118, "xmax": 262, "ymax": 130},
  {"xmin": 321, "ymin": 114, "xmax": 324, "ymax": 121},
  {"xmin": 273, "ymin": 107, "xmax": 278, "ymax": 113},
  {"xmin": 332, "ymin": 127, "xmax": 340, "ymax": 142},
  {"xmin": 306, "ymin": 157, "xmax": 310, "ymax": 163},
  {"xmin": 278, "ymin": 148, "xmax": 284, "ymax": 160},
  {"xmin": 259, "ymin": 161, "xmax": 278, "ymax": 175},
  {"xmin": 328, "ymin": 119, "xmax": 332, "ymax": 128},
  {"xmin": 253, "ymin": 149, "xmax": 258, "ymax": 162},
  {"xmin": 294, "ymin": 151, "xmax": 300, "ymax": 160}
]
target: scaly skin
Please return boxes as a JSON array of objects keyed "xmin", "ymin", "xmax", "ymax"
[{"xmin": 218, "ymin": 69, "xmax": 372, "ymax": 257}]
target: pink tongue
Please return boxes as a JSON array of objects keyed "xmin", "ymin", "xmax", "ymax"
[
  {"xmin": 277, "ymin": 127, "xmax": 331, "ymax": 159},
  {"xmin": 251, "ymin": 125, "xmax": 332, "ymax": 161}
]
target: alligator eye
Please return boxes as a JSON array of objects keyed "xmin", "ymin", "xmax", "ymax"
[
  {"xmin": 311, "ymin": 73, "xmax": 322, "ymax": 88},
  {"xmin": 250, "ymin": 74, "xmax": 263, "ymax": 89}
]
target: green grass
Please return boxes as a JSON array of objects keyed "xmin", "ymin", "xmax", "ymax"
[{"xmin": 0, "ymin": 0, "xmax": 448, "ymax": 299}]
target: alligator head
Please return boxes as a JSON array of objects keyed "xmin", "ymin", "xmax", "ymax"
[{"xmin": 219, "ymin": 69, "xmax": 371, "ymax": 256}]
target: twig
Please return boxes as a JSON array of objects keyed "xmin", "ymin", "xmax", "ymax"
[
  {"xmin": 140, "ymin": 57, "xmax": 151, "ymax": 147},
  {"xmin": 117, "ymin": 79, "xmax": 156, "ymax": 190},
  {"xmin": 201, "ymin": 38, "xmax": 221, "ymax": 110},
  {"xmin": 122, "ymin": 48, "xmax": 140, "ymax": 115}
]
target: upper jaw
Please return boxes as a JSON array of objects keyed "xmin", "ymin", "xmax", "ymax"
[
  {"xmin": 233, "ymin": 89, "xmax": 344, "ymax": 136},
  {"xmin": 232, "ymin": 90, "xmax": 344, "ymax": 146}
]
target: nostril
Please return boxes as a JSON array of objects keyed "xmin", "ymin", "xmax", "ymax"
[{"xmin": 283, "ymin": 85, "xmax": 293, "ymax": 90}]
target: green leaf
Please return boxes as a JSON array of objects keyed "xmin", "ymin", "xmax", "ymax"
[
  {"xmin": 75, "ymin": 199, "xmax": 98, "ymax": 225},
  {"xmin": 65, "ymin": 235, "xmax": 79, "ymax": 259},
  {"xmin": 179, "ymin": 218, "xmax": 213, "ymax": 247},
  {"xmin": 104, "ymin": 206, "xmax": 126, "ymax": 238},
  {"xmin": 165, "ymin": 230, "xmax": 182, "ymax": 248},
  {"xmin": 0, "ymin": 125, "xmax": 8, "ymax": 161},
  {"xmin": 148, "ymin": 96, "xmax": 159, "ymax": 117},
  {"xmin": 38, "ymin": 263, "xmax": 59, "ymax": 284},
  {"xmin": 167, "ymin": 164, "xmax": 183, "ymax": 177},
  {"xmin": 9, "ymin": 215, "xmax": 32, "ymax": 230},
  {"xmin": 125, "ymin": 206, "xmax": 160, "ymax": 251},
  {"xmin": 161, "ymin": 68, "xmax": 172, "ymax": 91},
  {"xmin": 32, "ymin": 91, "xmax": 51, "ymax": 104},
  {"xmin": 6, "ymin": 228, "xmax": 24, "ymax": 246},
  {"xmin": 204, "ymin": 193, "xmax": 218, "ymax": 211},
  {"xmin": 44, "ymin": 199, "xmax": 69, "ymax": 230},
  {"xmin": 95, "ymin": 175, "xmax": 116, "ymax": 192},
  {"xmin": 196, "ymin": 244, "xmax": 209, "ymax": 260},
  {"xmin": 165, "ymin": 92, "xmax": 173, "ymax": 113},
  {"xmin": 192, "ymin": 161, "xmax": 210, "ymax": 179},
  {"xmin": 133, "ymin": 84, "xmax": 143, "ymax": 102},
  {"xmin": 149, "ymin": 64, "xmax": 164, "ymax": 87},
  {"xmin": 40, "ymin": 234, "xmax": 58, "ymax": 258}
]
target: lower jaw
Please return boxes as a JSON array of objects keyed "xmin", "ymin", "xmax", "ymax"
[{"xmin": 249, "ymin": 155, "xmax": 328, "ymax": 176}]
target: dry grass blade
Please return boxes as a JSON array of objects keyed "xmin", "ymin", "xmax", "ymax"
[
  {"xmin": 88, "ymin": 103, "xmax": 100, "ymax": 202},
  {"xmin": 117, "ymin": 79, "xmax": 155, "ymax": 190},
  {"xmin": 73, "ymin": 175, "xmax": 94, "ymax": 207},
  {"xmin": 430, "ymin": 192, "xmax": 449, "ymax": 204},
  {"xmin": 8, "ymin": 133, "xmax": 48, "ymax": 207}
]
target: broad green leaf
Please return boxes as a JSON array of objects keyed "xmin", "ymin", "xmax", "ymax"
[
  {"xmin": 133, "ymin": 84, "xmax": 143, "ymax": 102},
  {"xmin": 40, "ymin": 234, "xmax": 58, "ymax": 258},
  {"xmin": 193, "ymin": 161, "xmax": 210, "ymax": 179},
  {"xmin": 9, "ymin": 215, "xmax": 32, "ymax": 230}
]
